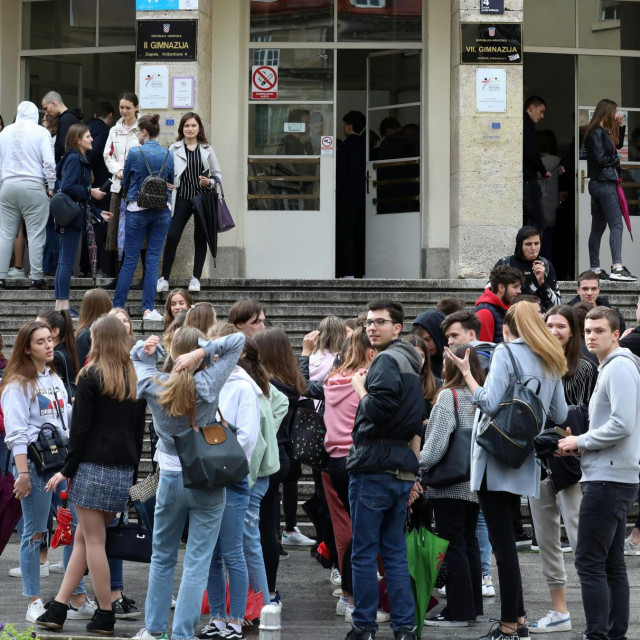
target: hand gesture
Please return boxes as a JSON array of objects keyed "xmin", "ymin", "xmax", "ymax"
[
  {"xmin": 13, "ymin": 473, "xmax": 32, "ymax": 500},
  {"xmin": 443, "ymin": 346, "xmax": 471, "ymax": 375},
  {"xmin": 302, "ymin": 330, "xmax": 320, "ymax": 356},
  {"xmin": 532, "ymin": 259, "xmax": 546, "ymax": 285},
  {"xmin": 46, "ymin": 472, "xmax": 67, "ymax": 493},
  {"xmin": 174, "ymin": 351, "xmax": 201, "ymax": 372},
  {"xmin": 144, "ymin": 335, "xmax": 161, "ymax": 355}
]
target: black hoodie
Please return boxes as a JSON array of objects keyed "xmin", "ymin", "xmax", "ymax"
[
  {"xmin": 411, "ymin": 310, "xmax": 447, "ymax": 377},
  {"xmin": 494, "ymin": 226, "xmax": 561, "ymax": 312},
  {"xmin": 54, "ymin": 107, "xmax": 83, "ymax": 162}
]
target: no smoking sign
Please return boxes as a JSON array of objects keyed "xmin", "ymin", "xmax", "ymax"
[{"xmin": 252, "ymin": 65, "xmax": 278, "ymax": 100}]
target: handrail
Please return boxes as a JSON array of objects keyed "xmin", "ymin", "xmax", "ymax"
[
  {"xmin": 372, "ymin": 158, "xmax": 419, "ymax": 169},
  {"xmin": 248, "ymin": 175, "xmax": 320, "ymax": 182},
  {"xmin": 248, "ymin": 157, "xmax": 320, "ymax": 164}
]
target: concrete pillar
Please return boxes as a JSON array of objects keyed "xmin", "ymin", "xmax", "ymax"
[
  {"xmin": 0, "ymin": 0, "xmax": 21, "ymax": 120},
  {"xmin": 449, "ymin": 0, "xmax": 523, "ymax": 278}
]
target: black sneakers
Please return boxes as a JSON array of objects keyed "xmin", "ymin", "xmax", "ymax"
[
  {"xmin": 479, "ymin": 621, "xmax": 522, "ymax": 640},
  {"xmin": 36, "ymin": 598, "xmax": 68, "ymax": 631},
  {"xmin": 29, "ymin": 279, "xmax": 49, "ymax": 290},
  {"xmin": 112, "ymin": 592, "xmax": 141, "ymax": 619},
  {"xmin": 609, "ymin": 265, "xmax": 637, "ymax": 281}
]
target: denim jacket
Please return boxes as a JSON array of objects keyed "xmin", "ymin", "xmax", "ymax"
[{"xmin": 123, "ymin": 139, "xmax": 175, "ymax": 206}]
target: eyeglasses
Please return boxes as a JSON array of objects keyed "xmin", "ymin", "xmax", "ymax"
[{"xmin": 365, "ymin": 318, "xmax": 394, "ymax": 328}]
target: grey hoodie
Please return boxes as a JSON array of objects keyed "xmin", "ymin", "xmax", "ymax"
[{"xmin": 577, "ymin": 347, "xmax": 640, "ymax": 484}]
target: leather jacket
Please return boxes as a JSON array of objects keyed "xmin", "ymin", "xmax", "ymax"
[{"xmin": 585, "ymin": 124, "xmax": 625, "ymax": 182}]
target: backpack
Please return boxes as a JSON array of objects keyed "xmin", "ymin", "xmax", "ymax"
[
  {"xmin": 475, "ymin": 343, "xmax": 546, "ymax": 469},
  {"xmin": 137, "ymin": 148, "xmax": 170, "ymax": 210}
]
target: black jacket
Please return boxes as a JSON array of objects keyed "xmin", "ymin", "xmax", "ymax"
[
  {"xmin": 568, "ymin": 293, "xmax": 626, "ymax": 333},
  {"xmin": 61, "ymin": 367, "xmax": 146, "ymax": 478},
  {"xmin": 347, "ymin": 340, "xmax": 424, "ymax": 475},
  {"xmin": 620, "ymin": 326, "xmax": 640, "ymax": 357},
  {"xmin": 336, "ymin": 133, "xmax": 366, "ymax": 206},
  {"xmin": 585, "ymin": 124, "xmax": 625, "ymax": 182},
  {"xmin": 85, "ymin": 117, "xmax": 111, "ymax": 187},
  {"xmin": 54, "ymin": 108, "xmax": 83, "ymax": 163},
  {"xmin": 523, "ymin": 112, "xmax": 546, "ymax": 182}
]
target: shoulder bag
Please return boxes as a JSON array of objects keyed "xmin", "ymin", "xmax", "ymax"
[
  {"xmin": 475, "ymin": 344, "xmax": 546, "ymax": 469},
  {"xmin": 421, "ymin": 389, "xmax": 472, "ymax": 488},
  {"xmin": 50, "ymin": 192, "xmax": 84, "ymax": 228},
  {"xmin": 291, "ymin": 401, "xmax": 329, "ymax": 470},
  {"xmin": 137, "ymin": 148, "xmax": 170, "ymax": 210},
  {"xmin": 105, "ymin": 511, "xmax": 152, "ymax": 563},
  {"xmin": 27, "ymin": 387, "xmax": 69, "ymax": 475},
  {"xmin": 173, "ymin": 401, "xmax": 249, "ymax": 490},
  {"xmin": 212, "ymin": 175, "xmax": 235, "ymax": 232}
]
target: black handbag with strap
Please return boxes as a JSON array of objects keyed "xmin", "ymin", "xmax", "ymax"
[
  {"xmin": 27, "ymin": 387, "xmax": 69, "ymax": 475},
  {"xmin": 421, "ymin": 389, "xmax": 472, "ymax": 488},
  {"xmin": 105, "ymin": 512, "xmax": 152, "ymax": 563}
]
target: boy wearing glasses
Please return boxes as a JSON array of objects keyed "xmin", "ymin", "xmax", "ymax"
[{"xmin": 346, "ymin": 299, "xmax": 424, "ymax": 640}]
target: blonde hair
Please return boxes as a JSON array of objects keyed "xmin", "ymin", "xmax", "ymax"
[
  {"xmin": 109, "ymin": 307, "xmax": 134, "ymax": 338},
  {"xmin": 84, "ymin": 315, "xmax": 138, "ymax": 401},
  {"xmin": 315, "ymin": 315, "xmax": 347, "ymax": 355},
  {"xmin": 157, "ymin": 326, "xmax": 204, "ymax": 417},
  {"xmin": 504, "ymin": 303, "xmax": 567, "ymax": 377}
]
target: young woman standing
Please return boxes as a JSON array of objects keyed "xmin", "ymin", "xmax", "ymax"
[
  {"xmin": 35, "ymin": 315, "xmax": 146, "ymax": 635},
  {"xmin": 157, "ymin": 111, "xmax": 222, "ymax": 294},
  {"xmin": 76, "ymin": 288, "xmax": 113, "ymax": 366}
]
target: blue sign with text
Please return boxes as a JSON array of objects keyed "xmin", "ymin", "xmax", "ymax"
[
  {"xmin": 480, "ymin": 0, "xmax": 504, "ymax": 14},
  {"xmin": 137, "ymin": 0, "xmax": 198, "ymax": 10}
]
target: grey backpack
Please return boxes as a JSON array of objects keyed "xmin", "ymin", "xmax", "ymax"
[{"xmin": 137, "ymin": 148, "xmax": 170, "ymax": 210}]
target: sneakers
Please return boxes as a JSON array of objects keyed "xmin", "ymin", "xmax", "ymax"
[
  {"xmin": 529, "ymin": 611, "xmax": 571, "ymax": 634},
  {"xmin": 26, "ymin": 598, "xmax": 47, "ymax": 623},
  {"xmin": 478, "ymin": 623, "xmax": 519, "ymax": 640},
  {"xmin": 132, "ymin": 629, "xmax": 169, "ymax": 640},
  {"xmin": 197, "ymin": 621, "xmax": 226, "ymax": 639},
  {"xmin": 345, "ymin": 605, "xmax": 390, "ymax": 624},
  {"xmin": 515, "ymin": 534, "xmax": 532, "ymax": 548},
  {"xmin": 112, "ymin": 593, "xmax": 141, "ymax": 619},
  {"xmin": 394, "ymin": 628, "xmax": 418, "ymax": 640},
  {"xmin": 269, "ymin": 589, "xmax": 282, "ymax": 609},
  {"xmin": 36, "ymin": 598, "xmax": 68, "ymax": 630},
  {"xmin": 68, "ymin": 598, "xmax": 98, "ymax": 619},
  {"xmin": 86, "ymin": 607, "xmax": 115, "ymax": 636},
  {"xmin": 29, "ymin": 279, "xmax": 49, "ymax": 290},
  {"xmin": 624, "ymin": 535, "xmax": 640, "ymax": 556},
  {"xmin": 531, "ymin": 538, "xmax": 539, "ymax": 552},
  {"xmin": 188, "ymin": 276, "xmax": 201, "ymax": 292},
  {"xmin": 10, "ymin": 561, "xmax": 50, "ymax": 578},
  {"xmin": 282, "ymin": 526, "xmax": 316, "ymax": 547},
  {"xmin": 331, "ymin": 567, "xmax": 342, "ymax": 586},
  {"xmin": 518, "ymin": 625, "xmax": 530, "ymax": 640},
  {"xmin": 483, "ymin": 574, "xmax": 496, "ymax": 597},
  {"xmin": 7, "ymin": 266, "xmax": 25, "ymax": 278},
  {"xmin": 50, "ymin": 560, "xmax": 66, "ymax": 574},
  {"xmin": 336, "ymin": 598, "xmax": 350, "ymax": 616},
  {"xmin": 610, "ymin": 265, "xmax": 637, "ymax": 281},
  {"xmin": 425, "ymin": 613, "xmax": 470, "ymax": 627},
  {"xmin": 157, "ymin": 277, "xmax": 169, "ymax": 292},
  {"xmin": 143, "ymin": 309, "xmax": 164, "ymax": 322},
  {"xmin": 560, "ymin": 540, "xmax": 572, "ymax": 553},
  {"xmin": 345, "ymin": 627, "xmax": 376, "ymax": 640},
  {"xmin": 217, "ymin": 624, "xmax": 245, "ymax": 639},
  {"xmin": 593, "ymin": 269, "xmax": 610, "ymax": 280},
  {"xmin": 333, "ymin": 587, "xmax": 343, "ymax": 597}
]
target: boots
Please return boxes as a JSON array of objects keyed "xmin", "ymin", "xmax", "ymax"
[
  {"xmin": 86, "ymin": 607, "xmax": 116, "ymax": 636},
  {"xmin": 36, "ymin": 598, "xmax": 68, "ymax": 631}
]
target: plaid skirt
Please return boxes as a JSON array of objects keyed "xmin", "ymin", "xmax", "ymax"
[{"xmin": 68, "ymin": 462, "xmax": 134, "ymax": 513}]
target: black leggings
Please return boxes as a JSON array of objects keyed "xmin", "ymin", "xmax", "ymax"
[
  {"xmin": 282, "ymin": 459, "xmax": 301, "ymax": 531},
  {"xmin": 161, "ymin": 196, "xmax": 207, "ymax": 280}
]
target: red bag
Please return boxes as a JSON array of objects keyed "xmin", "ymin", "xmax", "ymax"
[{"xmin": 201, "ymin": 584, "xmax": 264, "ymax": 620}]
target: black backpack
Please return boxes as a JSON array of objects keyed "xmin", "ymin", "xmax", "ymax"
[
  {"xmin": 476, "ymin": 343, "xmax": 546, "ymax": 469},
  {"xmin": 137, "ymin": 148, "xmax": 170, "ymax": 210}
]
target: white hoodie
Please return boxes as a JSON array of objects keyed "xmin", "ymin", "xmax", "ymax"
[
  {"xmin": 0, "ymin": 101, "xmax": 56, "ymax": 189},
  {"xmin": 218, "ymin": 366, "xmax": 262, "ymax": 462}
]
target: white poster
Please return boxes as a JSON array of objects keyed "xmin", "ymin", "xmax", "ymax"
[
  {"xmin": 139, "ymin": 65, "xmax": 169, "ymax": 109},
  {"xmin": 475, "ymin": 68, "xmax": 507, "ymax": 112}
]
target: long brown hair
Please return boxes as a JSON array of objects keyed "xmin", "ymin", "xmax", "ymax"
[
  {"xmin": 65, "ymin": 124, "xmax": 89, "ymax": 154},
  {"xmin": 253, "ymin": 327, "xmax": 306, "ymax": 395},
  {"xmin": 157, "ymin": 326, "xmax": 204, "ymax": 417},
  {"xmin": 544, "ymin": 305, "xmax": 582, "ymax": 378},
  {"xmin": 83, "ymin": 315, "xmax": 137, "ymax": 401},
  {"xmin": 437, "ymin": 343, "xmax": 486, "ymax": 400},
  {"xmin": 327, "ymin": 324, "xmax": 373, "ymax": 379},
  {"xmin": 76, "ymin": 289, "xmax": 112, "ymax": 335},
  {"xmin": 584, "ymin": 98, "xmax": 619, "ymax": 146},
  {"xmin": 163, "ymin": 288, "xmax": 193, "ymax": 327},
  {"xmin": 185, "ymin": 302, "xmax": 216, "ymax": 335},
  {"xmin": 314, "ymin": 315, "xmax": 347, "ymax": 355},
  {"xmin": 1, "ymin": 322, "xmax": 55, "ymax": 391},
  {"xmin": 403, "ymin": 334, "xmax": 439, "ymax": 401},
  {"xmin": 37, "ymin": 309, "xmax": 79, "ymax": 372},
  {"xmin": 237, "ymin": 336, "xmax": 270, "ymax": 397}
]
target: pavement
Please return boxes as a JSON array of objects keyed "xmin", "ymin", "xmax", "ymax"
[{"xmin": 3, "ymin": 536, "xmax": 640, "ymax": 640}]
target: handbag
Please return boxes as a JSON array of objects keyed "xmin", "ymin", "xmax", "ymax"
[
  {"xmin": 27, "ymin": 388, "xmax": 69, "ymax": 475},
  {"xmin": 475, "ymin": 344, "xmax": 546, "ymax": 469},
  {"xmin": 421, "ymin": 389, "xmax": 472, "ymax": 488},
  {"xmin": 50, "ymin": 192, "xmax": 84, "ymax": 228},
  {"xmin": 105, "ymin": 512, "xmax": 152, "ymax": 563},
  {"xmin": 291, "ymin": 402, "xmax": 329, "ymax": 470},
  {"xmin": 213, "ymin": 176, "xmax": 235, "ymax": 232},
  {"xmin": 173, "ymin": 402, "xmax": 249, "ymax": 490},
  {"xmin": 129, "ymin": 470, "xmax": 159, "ymax": 504}
]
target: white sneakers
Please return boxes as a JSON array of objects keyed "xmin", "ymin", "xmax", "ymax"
[
  {"xmin": 281, "ymin": 526, "xmax": 316, "ymax": 547},
  {"xmin": 10, "ymin": 562, "xmax": 49, "ymax": 578},
  {"xmin": 482, "ymin": 574, "xmax": 496, "ymax": 597},
  {"xmin": 529, "ymin": 610, "xmax": 572, "ymax": 633},
  {"xmin": 624, "ymin": 535, "xmax": 640, "ymax": 556},
  {"xmin": 67, "ymin": 598, "xmax": 98, "ymax": 620},
  {"xmin": 144, "ymin": 309, "xmax": 164, "ymax": 322},
  {"xmin": 344, "ymin": 605, "xmax": 390, "ymax": 624},
  {"xmin": 330, "ymin": 567, "xmax": 342, "ymax": 586},
  {"xmin": 26, "ymin": 598, "xmax": 46, "ymax": 623},
  {"xmin": 188, "ymin": 276, "xmax": 201, "ymax": 292},
  {"xmin": 50, "ymin": 561, "xmax": 65, "ymax": 574},
  {"xmin": 7, "ymin": 266, "xmax": 25, "ymax": 279},
  {"xmin": 156, "ymin": 277, "xmax": 169, "ymax": 292}
]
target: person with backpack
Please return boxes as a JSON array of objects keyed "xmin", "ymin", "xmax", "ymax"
[
  {"xmin": 445, "ymin": 301, "xmax": 568, "ymax": 640},
  {"xmin": 113, "ymin": 114, "xmax": 174, "ymax": 322}
]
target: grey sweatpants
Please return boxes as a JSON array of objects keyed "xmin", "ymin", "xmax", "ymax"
[
  {"xmin": 0, "ymin": 181, "xmax": 49, "ymax": 280},
  {"xmin": 529, "ymin": 476, "xmax": 582, "ymax": 590}
]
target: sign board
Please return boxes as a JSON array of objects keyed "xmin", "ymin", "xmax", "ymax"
[
  {"xmin": 136, "ymin": 0, "xmax": 198, "ymax": 10},
  {"xmin": 460, "ymin": 23, "xmax": 522, "ymax": 64},
  {"xmin": 321, "ymin": 136, "xmax": 334, "ymax": 156},
  {"xmin": 139, "ymin": 65, "xmax": 169, "ymax": 109},
  {"xmin": 480, "ymin": 0, "xmax": 504, "ymax": 14},
  {"xmin": 136, "ymin": 19, "xmax": 197, "ymax": 61},
  {"xmin": 172, "ymin": 76, "xmax": 195, "ymax": 109},
  {"xmin": 476, "ymin": 68, "xmax": 507, "ymax": 112},
  {"xmin": 284, "ymin": 122, "xmax": 305, "ymax": 133},
  {"xmin": 251, "ymin": 65, "xmax": 278, "ymax": 100}
]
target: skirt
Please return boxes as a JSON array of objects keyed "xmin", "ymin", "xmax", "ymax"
[{"xmin": 68, "ymin": 462, "xmax": 134, "ymax": 513}]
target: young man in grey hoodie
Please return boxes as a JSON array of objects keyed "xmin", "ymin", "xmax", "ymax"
[{"xmin": 558, "ymin": 306, "xmax": 640, "ymax": 640}]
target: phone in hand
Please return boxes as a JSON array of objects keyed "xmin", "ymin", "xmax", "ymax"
[
  {"xmin": 100, "ymin": 179, "xmax": 113, "ymax": 193},
  {"xmin": 554, "ymin": 426, "xmax": 570, "ymax": 438}
]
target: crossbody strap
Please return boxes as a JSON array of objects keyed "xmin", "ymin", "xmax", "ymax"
[
  {"xmin": 451, "ymin": 388, "xmax": 460, "ymax": 429},
  {"xmin": 502, "ymin": 343, "xmax": 522, "ymax": 382},
  {"xmin": 51, "ymin": 384, "xmax": 67, "ymax": 433}
]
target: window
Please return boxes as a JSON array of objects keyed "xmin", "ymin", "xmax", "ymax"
[
  {"xmin": 599, "ymin": 0, "xmax": 619, "ymax": 21},
  {"xmin": 351, "ymin": 0, "xmax": 386, "ymax": 7}
]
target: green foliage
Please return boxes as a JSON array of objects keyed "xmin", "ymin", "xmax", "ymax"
[{"xmin": 0, "ymin": 623, "xmax": 37, "ymax": 640}]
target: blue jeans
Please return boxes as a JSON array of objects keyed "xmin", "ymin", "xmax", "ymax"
[
  {"xmin": 113, "ymin": 208, "xmax": 170, "ymax": 312},
  {"xmin": 476, "ymin": 509, "xmax": 492, "ymax": 576},
  {"xmin": 54, "ymin": 219, "xmax": 82, "ymax": 300},
  {"xmin": 575, "ymin": 481, "xmax": 637, "ymax": 640},
  {"xmin": 349, "ymin": 472, "xmax": 415, "ymax": 633},
  {"xmin": 243, "ymin": 476, "xmax": 270, "ymax": 606},
  {"xmin": 144, "ymin": 470, "xmax": 225, "ymax": 640},
  {"xmin": 588, "ymin": 179, "xmax": 623, "ymax": 268},
  {"xmin": 207, "ymin": 479, "xmax": 250, "ymax": 621}
]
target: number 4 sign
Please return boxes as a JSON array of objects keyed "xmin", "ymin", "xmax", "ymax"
[{"xmin": 252, "ymin": 65, "xmax": 278, "ymax": 100}]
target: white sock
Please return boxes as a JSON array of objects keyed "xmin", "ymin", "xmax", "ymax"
[
  {"xmin": 229, "ymin": 622, "xmax": 242, "ymax": 633},
  {"xmin": 211, "ymin": 619, "xmax": 225, "ymax": 631}
]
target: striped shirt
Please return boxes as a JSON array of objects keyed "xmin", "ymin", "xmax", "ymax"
[
  {"xmin": 562, "ymin": 356, "xmax": 598, "ymax": 406},
  {"xmin": 177, "ymin": 145, "xmax": 204, "ymax": 200}
]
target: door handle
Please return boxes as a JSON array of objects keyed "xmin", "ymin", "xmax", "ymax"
[
  {"xmin": 366, "ymin": 170, "xmax": 371, "ymax": 195},
  {"xmin": 580, "ymin": 169, "xmax": 588, "ymax": 194}
]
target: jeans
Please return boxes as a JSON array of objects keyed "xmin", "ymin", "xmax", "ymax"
[
  {"xmin": 476, "ymin": 510, "xmax": 492, "ymax": 576},
  {"xmin": 207, "ymin": 480, "xmax": 250, "ymax": 621},
  {"xmin": 575, "ymin": 481, "xmax": 637, "ymax": 640},
  {"xmin": 523, "ymin": 180, "xmax": 545, "ymax": 234},
  {"xmin": 161, "ymin": 197, "xmax": 207, "ymax": 280},
  {"xmin": 243, "ymin": 476, "xmax": 270, "ymax": 606},
  {"xmin": 113, "ymin": 208, "xmax": 171, "ymax": 312},
  {"xmin": 588, "ymin": 179, "xmax": 623, "ymax": 268},
  {"xmin": 349, "ymin": 472, "xmax": 415, "ymax": 633},
  {"xmin": 54, "ymin": 219, "xmax": 82, "ymax": 300},
  {"xmin": 144, "ymin": 470, "xmax": 225, "ymax": 640}
]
